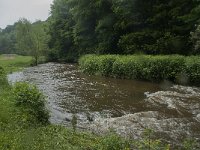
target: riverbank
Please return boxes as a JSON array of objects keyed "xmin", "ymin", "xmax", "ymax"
[
  {"xmin": 0, "ymin": 54, "xmax": 32, "ymax": 73},
  {"xmin": 0, "ymin": 55, "xmax": 157, "ymax": 149},
  {"xmin": 1, "ymin": 55, "xmax": 128, "ymax": 149},
  {"xmin": 79, "ymin": 55, "xmax": 200, "ymax": 86},
  {"xmin": 1, "ymin": 55, "xmax": 198, "ymax": 149}
]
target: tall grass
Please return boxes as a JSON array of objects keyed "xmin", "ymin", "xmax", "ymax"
[
  {"xmin": 79, "ymin": 54, "xmax": 200, "ymax": 86},
  {"xmin": 0, "ymin": 55, "xmax": 32, "ymax": 73}
]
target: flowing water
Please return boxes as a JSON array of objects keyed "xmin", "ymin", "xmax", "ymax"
[{"xmin": 8, "ymin": 63, "xmax": 200, "ymax": 146}]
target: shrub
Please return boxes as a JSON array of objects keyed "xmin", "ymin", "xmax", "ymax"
[
  {"xmin": 97, "ymin": 55, "xmax": 117, "ymax": 76},
  {"xmin": 185, "ymin": 56, "xmax": 200, "ymax": 86},
  {"xmin": 141, "ymin": 55, "xmax": 185, "ymax": 82},
  {"xmin": 13, "ymin": 82, "xmax": 49, "ymax": 125},
  {"xmin": 118, "ymin": 31, "xmax": 157, "ymax": 54},
  {"xmin": 79, "ymin": 54, "xmax": 200, "ymax": 85},
  {"xmin": 94, "ymin": 133, "xmax": 130, "ymax": 150},
  {"xmin": 0, "ymin": 66, "xmax": 8, "ymax": 86},
  {"xmin": 112, "ymin": 55, "xmax": 144, "ymax": 79},
  {"xmin": 79, "ymin": 55, "xmax": 99, "ymax": 75},
  {"xmin": 47, "ymin": 49, "xmax": 59, "ymax": 62}
]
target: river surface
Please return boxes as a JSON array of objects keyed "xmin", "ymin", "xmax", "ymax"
[{"xmin": 8, "ymin": 63, "xmax": 200, "ymax": 146}]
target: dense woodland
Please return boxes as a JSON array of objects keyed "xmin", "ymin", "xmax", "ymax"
[{"xmin": 0, "ymin": 0, "xmax": 200, "ymax": 62}]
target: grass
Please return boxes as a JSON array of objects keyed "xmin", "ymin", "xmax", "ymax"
[{"xmin": 0, "ymin": 54, "xmax": 32, "ymax": 73}]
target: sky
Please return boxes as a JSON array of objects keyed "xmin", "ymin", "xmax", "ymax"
[{"xmin": 0, "ymin": 0, "xmax": 53, "ymax": 29}]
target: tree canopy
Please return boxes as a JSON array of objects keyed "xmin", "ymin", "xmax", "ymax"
[
  {"xmin": 15, "ymin": 19, "xmax": 48, "ymax": 65},
  {"xmin": 46, "ymin": 0, "xmax": 200, "ymax": 61},
  {"xmin": 0, "ymin": 0, "xmax": 200, "ymax": 62}
]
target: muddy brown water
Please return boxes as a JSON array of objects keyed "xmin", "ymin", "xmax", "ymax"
[{"xmin": 8, "ymin": 63, "xmax": 200, "ymax": 146}]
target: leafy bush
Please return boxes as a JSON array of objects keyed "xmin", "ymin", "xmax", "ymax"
[
  {"xmin": 97, "ymin": 55, "xmax": 117, "ymax": 76},
  {"xmin": 94, "ymin": 133, "xmax": 130, "ymax": 150},
  {"xmin": 79, "ymin": 55, "xmax": 99, "ymax": 75},
  {"xmin": 112, "ymin": 56, "xmax": 143, "ymax": 79},
  {"xmin": 118, "ymin": 31, "xmax": 166, "ymax": 55},
  {"xmin": 141, "ymin": 55, "xmax": 185, "ymax": 82},
  {"xmin": 79, "ymin": 54, "xmax": 200, "ymax": 85},
  {"xmin": 0, "ymin": 66, "xmax": 8, "ymax": 86},
  {"xmin": 191, "ymin": 25, "xmax": 200, "ymax": 54},
  {"xmin": 13, "ymin": 82, "xmax": 49, "ymax": 125},
  {"xmin": 47, "ymin": 49, "xmax": 59, "ymax": 62},
  {"xmin": 185, "ymin": 56, "xmax": 200, "ymax": 85}
]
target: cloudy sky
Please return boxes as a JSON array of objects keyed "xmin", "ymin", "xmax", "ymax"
[{"xmin": 0, "ymin": 0, "xmax": 53, "ymax": 29}]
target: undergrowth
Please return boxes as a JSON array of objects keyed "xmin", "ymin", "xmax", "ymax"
[{"xmin": 79, "ymin": 54, "xmax": 200, "ymax": 86}]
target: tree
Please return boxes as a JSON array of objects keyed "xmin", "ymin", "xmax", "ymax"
[
  {"xmin": 0, "ymin": 24, "xmax": 17, "ymax": 54},
  {"xmin": 47, "ymin": 0, "xmax": 76, "ymax": 62},
  {"xmin": 47, "ymin": 0, "xmax": 200, "ymax": 59},
  {"xmin": 15, "ymin": 19, "xmax": 48, "ymax": 65},
  {"xmin": 191, "ymin": 25, "xmax": 200, "ymax": 54},
  {"xmin": 69, "ymin": 0, "xmax": 98, "ymax": 55},
  {"xmin": 114, "ymin": 0, "xmax": 200, "ymax": 54}
]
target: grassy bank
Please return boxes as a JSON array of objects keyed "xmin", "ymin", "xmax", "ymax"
[
  {"xmin": 0, "ymin": 54, "xmax": 32, "ymax": 73},
  {"xmin": 0, "ymin": 55, "xmax": 100, "ymax": 149},
  {"xmin": 79, "ymin": 55, "xmax": 200, "ymax": 86}
]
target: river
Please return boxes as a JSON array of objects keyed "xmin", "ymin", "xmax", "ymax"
[{"xmin": 8, "ymin": 63, "xmax": 200, "ymax": 147}]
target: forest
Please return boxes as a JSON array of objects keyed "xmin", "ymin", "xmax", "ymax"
[{"xmin": 0, "ymin": 0, "xmax": 200, "ymax": 62}]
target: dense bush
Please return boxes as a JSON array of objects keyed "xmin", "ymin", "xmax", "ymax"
[
  {"xmin": 79, "ymin": 55, "xmax": 200, "ymax": 85},
  {"xmin": 79, "ymin": 55, "xmax": 99, "ymax": 75},
  {"xmin": 0, "ymin": 66, "xmax": 8, "ymax": 86},
  {"xmin": 185, "ymin": 56, "xmax": 200, "ymax": 85},
  {"xmin": 94, "ymin": 133, "xmax": 130, "ymax": 150},
  {"xmin": 13, "ymin": 82, "xmax": 49, "ymax": 125},
  {"xmin": 0, "ymin": 66, "xmax": 5, "ymax": 82}
]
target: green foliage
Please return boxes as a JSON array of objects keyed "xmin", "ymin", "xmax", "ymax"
[
  {"xmin": 47, "ymin": 0, "xmax": 200, "ymax": 59},
  {"xmin": 71, "ymin": 114, "xmax": 77, "ymax": 132},
  {"xmin": 79, "ymin": 54, "xmax": 99, "ymax": 75},
  {"xmin": 0, "ymin": 66, "xmax": 7, "ymax": 86},
  {"xmin": 0, "ymin": 25, "xmax": 17, "ymax": 54},
  {"xmin": 185, "ymin": 56, "xmax": 200, "ymax": 85},
  {"xmin": 79, "ymin": 54, "xmax": 200, "ymax": 85},
  {"xmin": 191, "ymin": 25, "xmax": 200, "ymax": 54},
  {"xmin": 94, "ymin": 133, "xmax": 130, "ymax": 150},
  {"xmin": 47, "ymin": 49, "xmax": 59, "ymax": 62},
  {"xmin": 134, "ymin": 129, "xmax": 169, "ymax": 150},
  {"xmin": 182, "ymin": 138, "xmax": 198, "ymax": 150},
  {"xmin": 1, "ymin": 0, "xmax": 200, "ymax": 60},
  {"xmin": 118, "ymin": 31, "xmax": 158, "ymax": 54},
  {"xmin": 15, "ymin": 19, "xmax": 49, "ymax": 65},
  {"xmin": 96, "ymin": 55, "xmax": 117, "ymax": 76},
  {"xmin": 13, "ymin": 82, "xmax": 49, "ymax": 125},
  {"xmin": 0, "ymin": 55, "xmax": 32, "ymax": 125},
  {"xmin": 0, "ymin": 54, "xmax": 32, "ymax": 73},
  {"xmin": 0, "ymin": 56, "xmax": 98, "ymax": 150},
  {"xmin": 0, "ymin": 124, "xmax": 99, "ymax": 150},
  {"xmin": 0, "ymin": 19, "xmax": 49, "ymax": 64}
]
